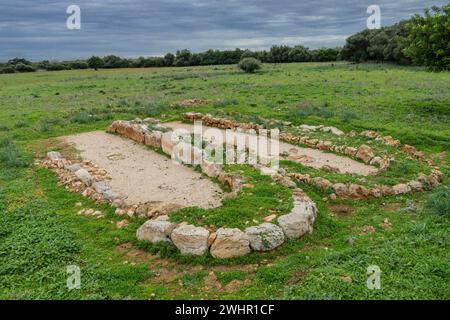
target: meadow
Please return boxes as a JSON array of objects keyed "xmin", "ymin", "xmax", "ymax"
[{"xmin": 0, "ymin": 62, "xmax": 448, "ymax": 299}]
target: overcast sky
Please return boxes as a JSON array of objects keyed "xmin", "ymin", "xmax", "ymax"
[{"xmin": 0, "ymin": 0, "xmax": 447, "ymax": 61}]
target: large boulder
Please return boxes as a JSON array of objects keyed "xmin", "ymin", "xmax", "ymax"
[
  {"xmin": 356, "ymin": 144, "xmax": 374, "ymax": 164},
  {"xmin": 161, "ymin": 132, "xmax": 177, "ymax": 156},
  {"xmin": 75, "ymin": 169, "xmax": 93, "ymax": 186},
  {"xmin": 144, "ymin": 131, "xmax": 163, "ymax": 148},
  {"xmin": 124, "ymin": 124, "xmax": 146, "ymax": 143},
  {"xmin": 171, "ymin": 225, "xmax": 210, "ymax": 256},
  {"xmin": 393, "ymin": 183, "xmax": 411, "ymax": 195},
  {"xmin": 201, "ymin": 159, "xmax": 223, "ymax": 178},
  {"xmin": 278, "ymin": 212, "xmax": 312, "ymax": 239},
  {"xmin": 245, "ymin": 223, "xmax": 284, "ymax": 251},
  {"xmin": 136, "ymin": 220, "xmax": 175, "ymax": 243},
  {"xmin": 210, "ymin": 228, "xmax": 250, "ymax": 259}
]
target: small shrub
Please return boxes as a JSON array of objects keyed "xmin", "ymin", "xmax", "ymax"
[
  {"xmin": 71, "ymin": 112, "xmax": 94, "ymax": 124},
  {"xmin": 213, "ymin": 98, "xmax": 238, "ymax": 108},
  {"xmin": 238, "ymin": 58, "xmax": 262, "ymax": 73},
  {"xmin": 425, "ymin": 187, "xmax": 450, "ymax": 216},
  {"xmin": 0, "ymin": 138, "xmax": 29, "ymax": 168}
]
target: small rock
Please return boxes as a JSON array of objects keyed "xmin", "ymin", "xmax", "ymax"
[
  {"xmin": 116, "ymin": 219, "xmax": 129, "ymax": 229},
  {"xmin": 263, "ymin": 214, "xmax": 277, "ymax": 222},
  {"xmin": 65, "ymin": 163, "xmax": 81, "ymax": 172},
  {"xmin": 47, "ymin": 151, "xmax": 61, "ymax": 161},
  {"xmin": 75, "ymin": 169, "xmax": 93, "ymax": 186}
]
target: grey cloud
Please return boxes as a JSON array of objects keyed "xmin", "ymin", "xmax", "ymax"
[{"xmin": 0, "ymin": 0, "xmax": 447, "ymax": 61}]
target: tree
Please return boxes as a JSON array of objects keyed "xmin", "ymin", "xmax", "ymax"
[
  {"xmin": 175, "ymin": 49, "xmax": 192, "ymax": 67},
  {"xmin": 7, "ymin": 58, "xmax": 31, "ymax": 66},
  {"xmin": 404, "ymin": 4, "xmax": 450, "ymax": 71},
  {"xmin": 15, "ymin": 63, "xmax": 35, "ymax": 72},
  {"xmin": 238, "ymin": 58, "xmax": 262, "ymax": 73},
  {"xmin": 164, "ymin": 53, "xmax": 175, "ymax": 66},
  {"xmin": 288, "ymin": 45, "xmax": 311, "ymax": 62},
  {"xmin": 268, "ymin": 45, "xmax": 291, "ymax": 63},
  {"xmin": 87, "ymin": 56, "xmax": 104, "ymax": 70}
]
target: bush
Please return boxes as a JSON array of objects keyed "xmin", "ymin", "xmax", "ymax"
[
  {"xmin": 425, "ymin": 187, "xmax": 450, "ymax": 216},
  {"xmin": 0, "ymin": 66, "xmax": 15, "ymax": 74},
  {"xmin": 0, "ymin": 138, "xmax": 29, "ymax": 168},
  {"xmin": 404, "ymin": 4, "xmax": 450, "ymax": 71},
  {"xmin": 15, "ymin": 63, "xmax": 35, "ymax": 73},
  {"xmin": 238, "ymin": 58, "xmax": 262, "ymax": 73}
]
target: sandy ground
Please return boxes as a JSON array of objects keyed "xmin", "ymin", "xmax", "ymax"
[
  {"xmin": 164, "ymin": 122, "xmax": 377, "ymax": 176},
  {"xmin": 65, "ymin": 131, "xmax": 224, "ymax": 208}
]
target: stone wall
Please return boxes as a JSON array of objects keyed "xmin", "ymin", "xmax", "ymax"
[{"xmin": 181, "ymin": 113, "xmax": 444, "ymax": 200}]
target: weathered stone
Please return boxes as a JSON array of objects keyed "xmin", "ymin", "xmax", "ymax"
[
  {"xmin": 245, "ymin": 223, "xmax": 284, "ymax": 251},
  {"xmin": 124, "ymin": 124, "xmax": 146, "ymax": 143},
  {"xmin": 201, "ymin": 159, "xmax": 223, "ymax": 178},
  {"xmin": 92, "ymin": 181, "xmax": 110, "ymax": 194},
  {"xmin": 333, "ymin": 183, "xmax": 348, "ymax": 196},
  {"xmin": 171, "ymin": 225, "xmax": 210, "ymax": 256},
  {"xmin": 47, "ymin": 151, "xmax": 61, "ymax": 161},
  {"xmin": 210, "ymin": 228, "xmax": 251, "ymax": 259},
  {"xmin": 370, "ymin": 156, "xmax": 382, "ymax": 166},
  {"xmin": 65, "ymin": 163, "xmax": 81, "ymax": 172},
  {"xmin": 144, "ymin": 131, "xmax": 162, "ymax": 148},
  {"xmin": 393, "ymin": 183, "xmax": 411, "ymax": 195},
  {"xmin": 136, "ymin": 220, "xmax": 175, "ymax": 243},
  {"xmin": 312, "ymin": 177, "xmax": 332, "ymax": 190},
  {"xmin": 381, "ymin": 185, "xmax": 394, "ymax": 196},
  {"xmin": 356, "ymin": 144, "xmax": 374, "ymax": 164},
  {"xmin": 408, "ymin": 181, "xmax": 423, "ymax": 192},
  {"xmin": 263, "ymin": 214, "xmax": 277, "ymax": 222},
  {"xmin": 344, "ymin": 147, "xmax": 358, "ymax": 156},
  {"xmin": 75, "ymin": 169, "xmax": 93, "ymax": 186},
  {"xmin": 161, "ymin": 132, "xmax": 177, "ymax": 156},
  {"xmin": 102, "ymin": 189, "xmax": 121, "ymax": 202},
  {"xmin": 278, "ymin": 212, "xmax": 312, "ymax": 239}
]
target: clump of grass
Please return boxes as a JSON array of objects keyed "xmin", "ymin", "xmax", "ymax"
[
  {"xmin": 0, "ymin": 138, "xmax": 29, "ymax": 168},
  {"xmin": 71, "ymin": 111, "xmax": 95, "ymax": 124},
  {"xmin": 288, "ymin": 101, "xmax": 334, "ymax": 119},
  {"xmin": 14, "ymin": 120, "xmax": 28, "ymax": 128},
  {"xmin": 425, "ymin": 187, "xmax": 450, "ymax": 216},
  {"xmin": 0, "ymin": 125, "xmax": 10, "ymax": 132},
  {"xmin": 213, "ymin": 98, "xmax": 238, "ymax": 108}
]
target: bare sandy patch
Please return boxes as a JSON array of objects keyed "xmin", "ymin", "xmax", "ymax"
[
  {"xmin": 164, "ymin": 121, "xmax": 377, "ymax": 176},
  {"xmin": 65, "ymin": 131, "xmax": 223, "ymax": 208}
]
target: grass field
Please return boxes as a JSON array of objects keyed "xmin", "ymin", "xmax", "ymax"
[{"xmin": 0, "ymin": 62, "xmax": 449, "ymax": 299}]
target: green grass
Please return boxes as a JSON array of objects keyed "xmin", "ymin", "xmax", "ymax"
[{"xmin": 0, "ymin": 62, "xmax": 449, "ymax": 300}]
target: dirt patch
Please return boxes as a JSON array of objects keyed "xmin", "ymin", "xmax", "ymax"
[
  {"xmin": 64, "ymin": 131, "xmax": 224, "ymax": 208},
  {"xmin": 164, "ymin": 121, "xmax": 377, "ymax": 176},
  {"xmin": 328, "ymin": 204, "xmax": 355, "ymax": 217}
]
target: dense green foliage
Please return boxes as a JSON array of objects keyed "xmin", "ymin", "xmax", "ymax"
[
  {"xmin": 342, "ymin": 4, "xmax": 450, "ymax": 70},
  {"xmin": 238, "ymin": 58, "xmax": 262, "ymax": 73},
  {"xmin": 404, "ymin": 5, "xmax": 450, "ymax": 71},
  {"xmin": 341, "ymin": 21, "xmax": 410, "ymax": 64}
]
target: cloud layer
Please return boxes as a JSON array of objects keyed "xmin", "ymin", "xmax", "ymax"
[{"xmin": 0, "ymin": 0, "xmax": 447, "ymax": 61}]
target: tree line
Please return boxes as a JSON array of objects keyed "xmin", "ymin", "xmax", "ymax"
[{"xmin": 1, "ymin": 4, "xmax": 448, "ymax": 74}]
